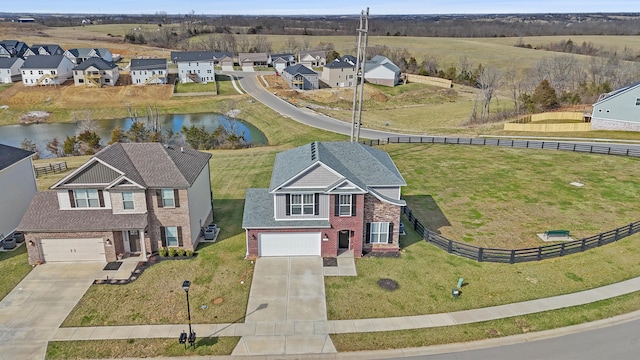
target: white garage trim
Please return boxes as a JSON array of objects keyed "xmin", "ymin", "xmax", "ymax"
[
  {"xmin": 259, "ymin": 232, "xmax": 321, "ymax": 257},
  {"xmin": 41, "ymin": 238, "xmax": 106, "ymax": 262}
]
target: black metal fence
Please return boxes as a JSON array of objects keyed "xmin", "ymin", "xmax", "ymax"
[
  {"xmin": 33, "ymin": 161, "xmax": 67, "ymax": 177},
  {"xmin": 362, "ymin": 136, "xmax": 640, "ymax": 158},
  {"xmin": 403, "ymin": 206, "xmax": 640, "ymax": 263}
]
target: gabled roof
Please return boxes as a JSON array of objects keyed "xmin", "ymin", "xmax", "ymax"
[
  {"xmin": 21, "ymin": 55, "xmax": 68, "ymax": 69},
  {"xmin": 269, "ymin": 142, "xmax": 406, "ymax": 193},
  {"xmin": 270, "ymin": 53, "xmax": 294, "ymax": 61},
  {"xmin": 170, "ymin": 51, "xmax": 216, "ymax": 62},
  {"xmin": 299, "ymin": 50, "xmax": 326, "ymax": 59},
  {"xmin": 28, "ymin": 44, "xmax": 64, "ymax": 56},
  {"xmin": 65, "ymin": 48, "xmax": 111, "ymax": 58},
  {"xmin": 283, "ymin": 63, "xmax": 317, "ymax": 76},
  {"xmin": 52, "ymin": 143, "xmax": 211, "ymax": 189},
  {"xmin": 242, "ymin": 188, "xmax": 330, "ymax": 229},
  {"xmin": 365, "ymin": 55, "xmax": 401, "ymax": 73},
  {"xmin": 325, "ymin": 55, "xmax": 356, "ymax": 69},
  {"xmin": 73, "ymin": 57, "xmax": 117, "ymax": 71},
  {"xmin": 130, "ymin": 58, "xmax": 167, "ymax": 70},
  {"xmin": 0, "ymin": 57, "xmax": 23, "ymax": 68},
  {"xmin": 0, "ymin": 40, "xmax": 28, "ymax": 57},
  {"xmin": 238, "ymin": 52, "xmax": 268, "ymax": 62},
  {"xmin": 0, "ymin": 143, "xmax": 34, "ymax": 171},
  {"xmin": 594, "ymin": 82, "xmax": 640, "ymax": 105}
]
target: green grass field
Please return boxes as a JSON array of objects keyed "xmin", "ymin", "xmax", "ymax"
[
  {"xmin": 175, "ymin": 81, "xmax": 218, "ymax": 93},
  {"xmin": 0, "ymin": 246, "xmax": 32, "ymax": 301}
]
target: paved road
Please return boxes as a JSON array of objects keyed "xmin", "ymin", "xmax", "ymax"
[{"xmin": 229, "ymin": 71, "xmax": 413, "ymax": 140}]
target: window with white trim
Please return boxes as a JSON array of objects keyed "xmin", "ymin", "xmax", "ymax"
[
  {"xmin": 339, "ymin": 194, "xmax": 352, "ymax": 216},
  {"xmin": 291, "ymin": 194, "xmax": 314, "ymax": 215},
  {"xmin": 122, "ymin": 191, "xmax": 134, "ymax": 210},
  {"xmin": 370, "ymin": 222, "xmax": 390, "ymax": 243},
  {"xmin": 165, "ymin": 226, "xmax": 179, "ymax": 246},
  {"xmin": 74, "ymin": 189, "xmax": 100, "ymax": 208},
  {"xmin": 161, "ymin": 189, "xmax": 175, "ymax": 207}
]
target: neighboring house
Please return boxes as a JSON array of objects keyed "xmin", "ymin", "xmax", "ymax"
[
  {"xmin": 591, "ymin": 82, "xmax": 640, "ymax": 132},
  {"xmin": 0, "ymin": 39, "xmax": 29, "ymax": 58},
  {"xmin": 238, "ymin": 53, "xmax": 268, "ymax": 67},
  {"xmin": 281, "ymin": 64, "xmax": 319, "ymax": 90},
  {"xmin": 0, "ymin": 57, "xmax": 24, "ymax": 83},
  {"xmin": 24, "ymin": 44, "xmax": 65, "ymax": 58},
  {"xmin": 0, "ymin": 144, "xmax": 37, "ymax": 243},
  {"xmin": 321, "ymin": 55, "xmax": 356, "ymax": 88},
  {"xmin": 72, "ymin": 57, "xmax": 119, "ymax": 87},
  {"xmin": 130, "ymin": 58, "xmax": 167, "ymax": 85},
  {"xmin": 170, "ymin": 51, "xmax": 216, "ymax": 84},
  {"xmin": 19, "ymin": 143, "xmax": 213, "ymax": 264},
  {"xmin": 364, "ymin": 55, "xmax": 401, "ymax": 87},
  {"xmin": 242, "ymin": 141, "xmax": 406, "ymax": 258},
  {"xmin": 269, "ymin": 53, "xmax": 296, "ymax": 73},
  {"xmin": 211, "ymin": 51, "xmax": 234, "ymax": 65},
  {"xmin": 218, "ymin": 54, "xmax": 235, "ymax": 68},
  {"xmin": 64, "ymin": 48, "xmax": 113, "ymax": 65},
  {"xmin": 298, "ymin": 50, "xmax": 326, "ymax": 69},
  {"xmin": 21, "ymin": 55, "xmax": 74, "ymax": 86}
]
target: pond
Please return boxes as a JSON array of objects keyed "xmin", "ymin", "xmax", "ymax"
[{"xmin": 0, "ymin": 113, "xmax": 267, "ymax": 157}]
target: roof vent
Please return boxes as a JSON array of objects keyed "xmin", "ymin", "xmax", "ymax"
[{"xmin": 310, "ymin": 142, "xmax": 317, "ymax": 160}]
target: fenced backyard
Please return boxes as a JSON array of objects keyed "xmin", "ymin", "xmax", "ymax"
[{"xmin": 33, "ymin": 161, "xmax": 67, "ymax": 177}]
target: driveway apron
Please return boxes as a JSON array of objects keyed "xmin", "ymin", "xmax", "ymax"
[
  {"xmin": 232, "ymin": 256, "xmax": 336, "ymax": 355},
  {"xmin": 0, "ymin": 262, "xmax": 104, "ymax": 360}
]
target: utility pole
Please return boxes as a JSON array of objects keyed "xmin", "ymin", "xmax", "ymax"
[{"xmin": 350, "ymin": 7, "xmax": 369, "ymax": 142}]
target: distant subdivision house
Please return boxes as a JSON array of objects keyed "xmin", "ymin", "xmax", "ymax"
[
  {"xmin": 21, "ymin": 55, "xmax": 74, "ymax": 86},
  {"xmin": 364, "ymin": 55, "xmax": 401, "ymax": 87},
  {"xmin": 0, "ymin": 40, "xmax": 29, "ymax": 58},
  {"xmin": 298, "ymin": 50, "xmax": 326, "ymax": 69},
  {"xmin": 238, "ymin": 53, "xmax": 268, "ymax": 67},
  {"xmin": 24, "ymin": 44, "xmax": 64, "ymax": 58},
  {"xmin": 281, "ymin": 64, "xmax": 319, "ymax": 90},
  {"xmin": 591, "ymin": 82, "xmax": 640, "ymax": 132},
  {"xmin": 73, "ymin": 58, "xmax": 119, "ymax": 87},
  {"xmin": 130, "ymin": 58, "xmax": 167, "ymax": 85},
  {"xmin": 269, "ymin": 53, "xmax": 296, "ymax": 73},
  {"xmin": 0, "ymin": 57, "xmax": 24, "ymax": 83},
  {"xmin": 64, "ymin": 48, "xmax": 113, "ymax": 65},
  {"xmin": 170, "ymin": 51, "xmax": 216, "ymax": 84},
  {"xmin": 321, "ymin": 55, "xmax": 356, "ymax": 88}
]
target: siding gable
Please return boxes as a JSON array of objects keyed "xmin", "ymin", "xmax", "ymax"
[
  {"xmin": 282, "ymin": 163, "xmax": 341, "ymax": 189},
  {"xmin": 64, "ymin": 161, "xmax": 122, "ymax": 185}
]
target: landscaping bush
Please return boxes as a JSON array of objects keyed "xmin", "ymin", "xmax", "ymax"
[
  {"xmin": 167, "ymin": 248, "xmax": 178, "ymax": 257},
  {"xmin": 186, "ymin": 250, "xmax": 194, "ymax": 257},
  {"xmin": 177, "ymin": 249, "xmax": 186, "ymax": 257},
  {"xmin": 158, "ymin": 247, "xmax": 168, "ymax": 257}
]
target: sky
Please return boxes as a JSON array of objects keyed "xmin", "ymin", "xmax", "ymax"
[{"xmin": 3, "ymin": 1, "xmax": 640, "ymax": 15}]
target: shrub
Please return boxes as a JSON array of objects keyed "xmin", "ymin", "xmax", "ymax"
[
  {"xmin": 158, "ymin": 247, "xmax": 168, "ymax": 257},
  {"xmin": 168, "ymin": 248, "xmax": 178, "ymax": 257},
  {"xmin": 177, "ymin": 248, "xmax": 186, "ymax": 257},
  {"xmin": 186, "ymin": 250, "xmax": 194, "ymax": 257}
]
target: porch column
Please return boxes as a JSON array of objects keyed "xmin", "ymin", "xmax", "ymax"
[{"xmin": 139, "ymin": 229, "xmax": 147, "ymax": 261}]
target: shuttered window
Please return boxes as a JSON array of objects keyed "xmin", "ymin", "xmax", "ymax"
[
  {"xmin": 291, "ymin": 194, "xmax": 315, "ymax": 215},
  {"xmin": 370, "ymin": 222, "xmax": 393, "ymax": 244},
  {"xmin": 71, "ymin": 189, "xmax": 103, "ymax": 208}
]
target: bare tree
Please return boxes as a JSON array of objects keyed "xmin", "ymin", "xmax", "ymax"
[
  {"xmin": 252, "ymin": 35, "xmax": 272, "ymax": 53},
  {"xmin": 283, "ymin": 37, "xmax": 300, "ymax": 53},
  {"xmin": 477, "ymin": 66, "xmax": 501, "ymax": 122}
]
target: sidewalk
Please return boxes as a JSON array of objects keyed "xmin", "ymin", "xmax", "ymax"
[{"xmin": 51, "ymin": 275, "xmax": 640, "ymax": 341}]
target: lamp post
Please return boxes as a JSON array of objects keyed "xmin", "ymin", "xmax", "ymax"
[{"xmin": 181, "ymin": 280, "xmax": 196, "ymax": 347}]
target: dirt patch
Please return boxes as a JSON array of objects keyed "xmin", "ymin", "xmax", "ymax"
[
  {"xmin": 19, "ymin": 111, "xmax": 50, "ymax": 124},
  {"xmin": 377, "ymin": 278, "xmax": 399, "ymax": 291},
  {"xmin": 212, "ymin": 297, "xmax": 224, "ymax": 305}
]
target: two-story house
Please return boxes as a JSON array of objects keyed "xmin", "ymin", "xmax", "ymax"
[
  {"xmin": 0, "ymin": 144, "xmax": 37, "ymax": 243},
  {"xmin": 242, "ymin": 141, "xmax": 406, "ymax": 258},
  {"xmin": 0, "ymin": 40, "xmax": 29, "ymax": 58},
  {"xmin": 23, "ymin": 44, "xmax": 65, "ymax": 58},
  {"xmin": 21, "ymin": 55, "xmax": 74, "ymax": 86},
  {"xmin": 170, "ymin": 51, "xmax": 216, "ymax": 84},
  {"xmin": 0, "ymin": 57, "xmax": 24, "ymax": 83},
  {"xmin": 19, "ymin": 143, "xmax": 213, "ymax": 264},
  {"xmin": 72, "ymin": 57, "xmax": 119, "ymax": 87},
  {"xmin": 64, "ymin": 48, "xmax": 114, "ymax": 65},
  {"xmin": 281, "ymin": 64, "xmax": 319, "ymax": 90},
  {"xmin": 130, "ymin": 58, "xmax": 167, "ymax": 85},
  {"xmin": 321, "ymin": 55, "xmax": 356, "ymax": 88}
]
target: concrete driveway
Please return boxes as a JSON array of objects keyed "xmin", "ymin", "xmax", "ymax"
[
  {"xmin": 0, "ymin": 262, "xmax": 104, "ymax": 360},
  {"xmin": 233, "ymin": 256, "xmax": 336, "ymax": 355}
]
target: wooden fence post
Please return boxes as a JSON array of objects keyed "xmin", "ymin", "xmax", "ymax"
[
  {"xmin": 560, "ymin": 243, "xmax": 566, "ymax": 256},
  {"xmin": 510, "ymin": 250, "xmax": 515, "ymax": 264},
  {"xmin": 597, "ymin": 233, "xmax": 603, "ymax": 246},
  {"xmin": 447, "ymin": 240, "xmax": 453, "ymax": 253},
  {"xmin": 537, "ymin": 247, "xmax": 542, "ymax": 261},
  {"xmin": 477, "ymin": 248, "xmax": 483, "ymax": 262}
]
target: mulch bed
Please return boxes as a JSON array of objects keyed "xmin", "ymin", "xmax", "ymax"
[
  {"xmin": 323, "ymin": 257, "xmax": 338, "ymax": 267},
  {"xmin": 377, "ymin": 278, "xmax": 400, "ymax": 291},
  {"xmin": 363, "ymin": 251, "xmax": 401, "ymax": 258}
]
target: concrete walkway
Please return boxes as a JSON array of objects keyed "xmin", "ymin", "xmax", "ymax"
[{"xmin": 0, "ymin": 262, "xmax": 105, "ymax": 360}]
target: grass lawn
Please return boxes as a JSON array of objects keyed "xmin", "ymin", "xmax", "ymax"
[
  {"xmin": 46, "ymin": 337, "xmax": 239, "ymax": 359},
  {"xmin": 174, "ymin": 81, "xmax": 218, "ymax": 93},
  {"xmin": 330, "ymin": 290, "xmax": 640, "ymax": 352},
  {"xmin": 0, "ymin": 245, "xmax": 32, "ymax": 300},
  {"xmin": 215, "ymin": 74, "xmax": 241, "ymax": 96}
]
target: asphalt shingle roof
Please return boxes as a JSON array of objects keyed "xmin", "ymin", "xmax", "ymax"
[
  {"xmin": 269, "ymin": 142, "xmax": 406, "ymax": 192},
  {"xmin": 21, "ymin": 55, "xmax": 67, "ymax": 69},
  {"xmin": 18, "ymin": 192, "xmax": 148, "ymax": 232},
  {"xmin": 170, "ymin": 51, "xmax": 216, "ymax": 62},
  {"xmin": 73, "ymin": 57, "xmax": 117, "ymax": 71},
  {"xmin": 242, "ymin": 188, "xmax": 330, "ymax": 229},
  {"xmin": 0, "ymin": 143, "xmax": 34, "ymax": 171},
  {"xmin": 283, "ymin": 63, "xmax": 317, "ymax": 76},
  {"xmin": 0, "ymin": 57, "xmax": 22, "ymax": 69},
  {"xmin": 130, "ymin": 58, "xmax": 167, "ymax": 70}
]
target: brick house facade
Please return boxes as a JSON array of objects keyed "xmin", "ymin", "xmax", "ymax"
[
  {"xmin": 242, "ymin": 142, "xmax": 405, "ymax": 258},
  {"xmin": 19, "ymin": 143, "xmax": 213, "ymax": 265}
]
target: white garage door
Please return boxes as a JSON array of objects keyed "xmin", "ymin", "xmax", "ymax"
[
  {"xmin": 259, "ymin": 233, "xmax": 321, "ymax": 257},
  {"xmin": 41, "ymin": 238, "xmax": 106, "ymax": 262}
]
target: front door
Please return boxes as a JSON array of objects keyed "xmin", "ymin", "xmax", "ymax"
[
  {"xmin": 128, "ymin": 230, "xmax": 140, "ymax": 253},
  {"xmin": 338, "ymin": 230, "xmax": 350, "ymax": 249}
]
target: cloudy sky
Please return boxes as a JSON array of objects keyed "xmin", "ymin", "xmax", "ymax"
[{"xmin": 4, "ymin": 1, "xmax": 639, "ymax": 15}]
